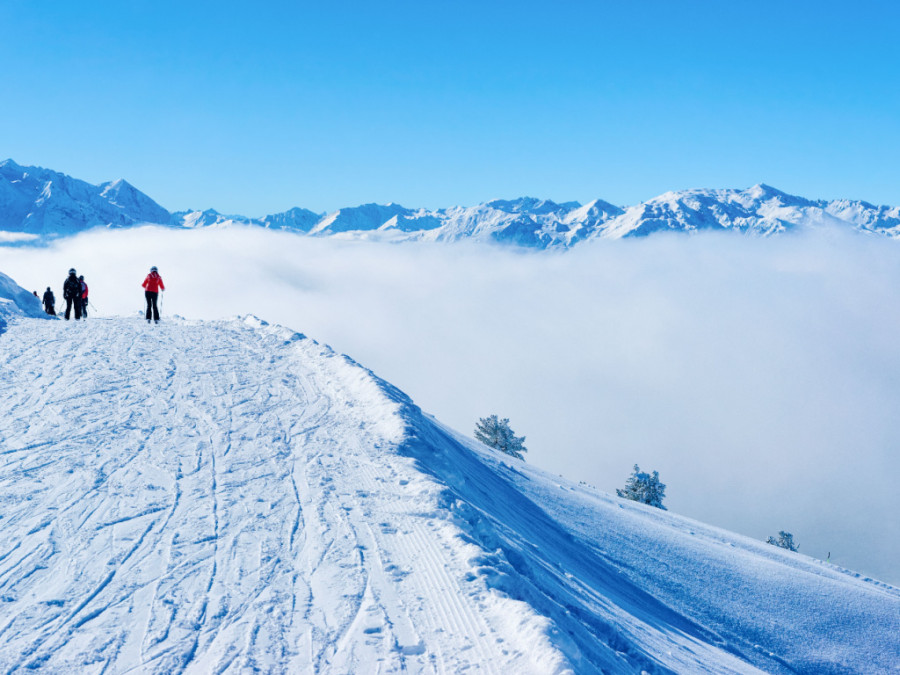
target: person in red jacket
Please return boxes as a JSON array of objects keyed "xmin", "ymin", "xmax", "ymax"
[
  {"xmin": 142, "ymin": 266, "xmax": 165, "ymax": 323},
  {"xmin": 79, "ymin": 275, "xmax": 89, "ymax": 318}
]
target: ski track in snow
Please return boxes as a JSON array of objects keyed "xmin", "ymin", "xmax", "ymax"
[
  {"xmin": 0, "ymin": 315, "xmax": 897, "ymax": 674},
  {"xmin": 0, "ymin": 317, "xmax": 555, "ymax": 674}
]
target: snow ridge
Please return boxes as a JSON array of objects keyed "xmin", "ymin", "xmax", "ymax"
[
  {"xmin": 2, "ymin": 160, "xmax": 898, "ymax": 247},
  {"xmin": 0, "ymin": 312, "xmax": 895, "ymax": 673}
]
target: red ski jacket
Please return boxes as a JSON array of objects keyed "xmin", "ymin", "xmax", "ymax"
[
  {"xmin": 81, "ymin": 282, "xmax": 89, "ymax": 299},
  {"xmin": 142, "ymin": 272, "xmax": 165, "ymax": 293}
]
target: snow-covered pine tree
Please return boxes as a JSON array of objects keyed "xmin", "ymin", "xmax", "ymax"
[
  {"xmin": 766, "ymin": 531, "xmax": 798, "ymax": 551},
  {"xmin": 616, "ymin": 464, "xmax": 667, "ymax": 509},
  {"xmin": 474, "ymin": 415, "xmax": 527, "ymax": 461}
]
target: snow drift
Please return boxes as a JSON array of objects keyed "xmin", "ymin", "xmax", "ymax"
[
  {"xmin": 0, "ymin": 313, "xmax": 896, "ymax": 674},
  {"xmin": 0, "ymin": 270, "xmax": 52, "ymax": 333}
]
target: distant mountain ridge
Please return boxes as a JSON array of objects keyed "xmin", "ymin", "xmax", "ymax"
[{"xmin": 2, "ymin": 159, "xmax": 898, "ymax": 247}]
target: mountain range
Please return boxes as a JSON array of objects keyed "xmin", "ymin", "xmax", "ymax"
[{"xmin": 2, "ymin": 158, "xmax": 898, "ymax": 247}]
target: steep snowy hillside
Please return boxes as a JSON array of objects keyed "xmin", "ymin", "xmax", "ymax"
[
  {"xmin": 0, "ymin": 315, "xmax": 896, "ymax": 674},
  {"xmin": 0, "ymin": 160, "xmax": 171, "ymax": 235},
  {"xmin": 3, "ymin": 159, "xmax": 899, "ymax": 246}
]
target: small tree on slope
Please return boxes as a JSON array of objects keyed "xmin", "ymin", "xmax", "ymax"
[
  {"xmin": 474, "ymin": 415, "xmax": 527, "ymax": 461},
  {"xmin": 766, "ymin": 531, "xmax": 798, "ymax": 552},
  {"xmin": 616, "ymin": 464, "xmax": 667, "ymax": 509}
]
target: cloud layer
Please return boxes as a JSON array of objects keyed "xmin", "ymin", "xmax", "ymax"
[{"xmin": 2, "ymin": 226, "xmax": 898, "ymax": 584}]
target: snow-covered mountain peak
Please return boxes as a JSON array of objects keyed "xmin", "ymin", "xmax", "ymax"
[
  {"xmin": 732, "ymin": 183, "xmax": 811, "ymax": 209},
  {"xmin": 310, "ymin": 202, "xmax": 414, "ymax": 235},
  {"xmin": 99, "ymin": 177, "xmax": 137, "ymax": 200},
  {"xmin": 746, "ymin": 182, "xmax": 781, "ymax": 198}
]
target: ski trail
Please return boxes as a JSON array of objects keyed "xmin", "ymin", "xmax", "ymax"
[{"xmin": 1, "ymin": 316, "xmax": 567, "ymax": 673}]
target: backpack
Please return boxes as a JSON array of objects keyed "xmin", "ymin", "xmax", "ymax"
[{"xmin": 64, "ymin": 276, "xmax": 80, "ymax": 299}]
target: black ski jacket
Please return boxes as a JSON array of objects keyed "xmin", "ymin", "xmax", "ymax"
[
  {"xmin": 63, "ymin": 275, "xmax": 80, "ymax": 300},
  {"xmin": 43, "ymin": 290, "xmax": 55, "ymax": 305}
]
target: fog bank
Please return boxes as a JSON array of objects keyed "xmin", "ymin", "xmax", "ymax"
[{"xmin": 2, "ymin": 226, "xmax": 898, "ymax": 584}]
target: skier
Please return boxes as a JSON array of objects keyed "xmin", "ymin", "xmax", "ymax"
[
  {"xmin": 62, "ymin": 269, "xmax": 82, "ymax": 321},
  {"xmin": 142, "ymin": 266, "xmax": 165, "ymax": 323},
  {"xmin": 79, "ymin": 275, "xmax": 89, "ymax": 318},
  {"xmin": 42, "ymin": 287, "xmax": 56, "ymax": 315}
]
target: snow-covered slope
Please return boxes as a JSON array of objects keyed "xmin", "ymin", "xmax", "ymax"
[
  {"xmin": 0, "ymin": 315, "xmax": 896, "ymax": 673},
  {"xmin": 0, "ymin": 270, "xmax": 52, "ymax": 333},
  {"xmin": 0, "ymin": 160, "xmax": 172, "ymax": 236},
  {"xmin": 3, "ymin": 160, "xmax": 899, "ymax": 246}
]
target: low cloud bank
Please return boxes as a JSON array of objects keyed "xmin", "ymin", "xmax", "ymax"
[
  {"xmin": 0, "ymin": 232, "xmax": 39, "ymax": 244},
  {"xmin": 2, "ymin": 225, "xmax": 898, "ymax": 584}
]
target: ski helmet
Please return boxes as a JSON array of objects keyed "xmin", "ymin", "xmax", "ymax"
[
  {"xmin": 150, "ymin": 266, "xmax": 158, "ymax": 272},
  {"xmin": 68, "ymin": 268, "xmax": 76, "ymax": 275}
]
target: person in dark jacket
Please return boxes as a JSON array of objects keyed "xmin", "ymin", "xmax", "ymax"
[
  {"xmin": 42, "ymin": 287, "xmax": 56, "ymax": 315},
  {"xmin": 142, "ymin": 266, "xmax": 165, "ymax": 323},
  {"xmin": 79, "ymin": 275, "xmax": 89, "ymax": 318},
  {"xmin": 63, "ymin": 269, "xmax": 82, "ymax": 320}
]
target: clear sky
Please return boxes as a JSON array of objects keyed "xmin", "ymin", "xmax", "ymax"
[{"xmin": 1, "ymin": 0, "xmax": 898, "ymax": 216}]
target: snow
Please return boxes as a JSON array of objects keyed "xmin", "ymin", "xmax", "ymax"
[
  {"xmin": 3, "ymin": 159, "xmax": 899, "ymax": 247},
  {"xmin": 0, "ymin": 270, "xmax": 52, "ymax": 333},
  {"xmin": 0, "ymin": 312, "xmax": 896, "ymax": 673},
  {"xmin": 0, "ymin": 160, "xmax": 171, "ymax": 235}
]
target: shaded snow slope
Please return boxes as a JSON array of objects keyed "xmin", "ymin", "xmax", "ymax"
[
  {"xmin": 0, "ymin": 316, "xmax": 896, "ymax": 674},
  {"xmin": 0, "ymin": 270, "xmax": 52, "ymax": 333}
]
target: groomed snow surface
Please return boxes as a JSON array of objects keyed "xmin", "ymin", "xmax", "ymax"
[{"xmin": 0, "ymin": 314, "xmax": 897, "ymax": 674}]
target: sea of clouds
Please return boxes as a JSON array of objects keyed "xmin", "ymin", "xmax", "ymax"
[{"xmin": 2, "ymin": 225, "xmax": 898, "ymax": 584}]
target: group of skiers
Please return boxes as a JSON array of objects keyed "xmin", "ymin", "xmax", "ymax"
[
  {"xmin": 39, "ymin": 270, "xmax": 89, "ymax": 319},
  {"xmin": 38, "ymin": 266, "xmax": 166, "ymax": 323}
]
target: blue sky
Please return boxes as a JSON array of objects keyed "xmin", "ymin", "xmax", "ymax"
[{"xmin": 1, "ymin": 1, "xmax": 898, "ymax": 215}]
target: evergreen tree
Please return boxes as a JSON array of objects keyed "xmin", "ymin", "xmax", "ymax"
[
  {"xmin": 616, "ymin": 464, "xmax": 667, "ymax": 509},
  {"xmin": 766, "ymin": 531, "xmax": 798, "ymax": 552},
  {"xmin": 474, "ymin": 415, "xmax": 527, "ymax": 460}
]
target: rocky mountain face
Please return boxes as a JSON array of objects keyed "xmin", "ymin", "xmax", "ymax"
[{"xmin": 2, "ymin": 159, "xmax": 898, "ymax": 246}]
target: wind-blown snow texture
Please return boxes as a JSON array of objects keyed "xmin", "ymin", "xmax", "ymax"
[
  {"xmin": 0, "ymin": 313, "xmax": 896, "ymax": 673},
  {"xmin": 2, "ymin": 159, "xmax": 898, "ymax": 246}
]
